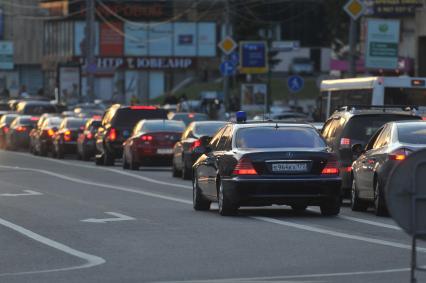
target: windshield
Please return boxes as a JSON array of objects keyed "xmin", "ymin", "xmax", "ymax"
[
  {"xmin": 236, "ymin": 126, "xmax": 326, "ymax": 148},
  {"xmin": 171, "ymin": 113, "xmax": 208, "ymax": 125},
  {"xmin": 193, "ymin": 122, "xmax": 226, "ymax": 137},
  {"xmin": 66, "ymin": 119, "xmax": 86, "ymax": 129},
  {"xmin": 385, "ymin": 88, "xmax": 426, "ymax": 105},
  {"xmin": 24, "ymin": 104, "xmax": 57, "ymax": 115},
  {"xmin": 397, "ymin": 124, "xmax": 426, "ymax": 144},
  {"xmin": 344, "ymin": 115, "xmax": 420, "ymax": 143}
]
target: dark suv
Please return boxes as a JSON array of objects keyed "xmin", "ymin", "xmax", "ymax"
[
  {"xmin": 321, "ymin": 106, "xmax": 421, "ymax": 196},
  {"xmin": 95, "ymin": 105, "xmax": 167, "ymax": 166}
]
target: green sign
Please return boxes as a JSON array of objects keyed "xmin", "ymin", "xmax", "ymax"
[{"xmin": 365, "ymin": 19, "xmax": 400, "ymax": 70}]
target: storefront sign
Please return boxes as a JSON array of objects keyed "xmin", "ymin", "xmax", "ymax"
[
  {"xmin": 100, "ymin": 22, "xmax": 124, "ymax": 56},
  {"xmin": 69, "ymin": 1, "xmax": 173, "ymax": 21},
  {"xmin": 366, "ymin": 0, "xmax": 423, "ymax": 17},
  {"xmin": 0, "ymin": 41, "xmax": 13, "ymax": 70},
  {"xmin": 77, "ymin": 57, "xmax": 195, "ymax": 71},
  {"xmin": 365, "ymin": 19, "xmax": 400, "ymax": 70}
]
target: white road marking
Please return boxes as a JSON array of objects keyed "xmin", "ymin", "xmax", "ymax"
[
  {"xmin": 0, "ymin": 165, "xmax": 192, "ymax": 205},
  {"xmin": 0, "ymin": 216, "xmax": 105, "ymax": 276},
  {"xmin": 252, "ymin": 216, "xmax": 426, "ymax": 252},
  {"xmin": 81, "ymin": 212, "xmax": 135, "ymax": 224},
  {"xmin": 0, "ymin": 190, "xmax": 43, "ymax": 197}
]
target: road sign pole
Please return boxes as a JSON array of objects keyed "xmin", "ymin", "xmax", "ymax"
[
  {"xmin": 348, "ymin": 18, "xmax": 357, "ymax": 77},
  {"xmin": 86, "ymin": 0, "xmax": 95, "ymax": 103},
  {"xmin": 223, "ymin": 0, "xmax": 231, "ymax": 112}
]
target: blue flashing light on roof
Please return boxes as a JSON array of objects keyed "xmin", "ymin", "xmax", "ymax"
[{"xmin": 236, "ymin": 111, "xmax": 247, "ymax": 123}]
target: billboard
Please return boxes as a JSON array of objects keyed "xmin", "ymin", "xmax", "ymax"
[
  {"xmin": 124, "ymin": 24, "xmax": 148, "ymax": 56},
  {"xmin": 100, "ymin": 22, "xmax": 124, "ymax": 56},
  {"xmin": 58, "ymin": 64, "xmax": 81, "ymax": 105},
  {"xmin": 74, "ymin": 21, "xmax": 99, "ymax": 56},
  {"xmin": 365, "ymin": 0, "xmax": 423, "ymax": 17},
  {"xmin": 365, "ymin": 19, "xmax": 400, "ymax": 70},
  {"xmin": 148, "ymin": 23, "xmax": 173, "ymax": 56},
  {"xmin": 241, "ymin": 83, "xmax": 267, "ymax": 113},
  {"xmin": 0, "ymin": 41, "xmax": 13, "ymax": 70},
  {"xmin": 174, "ymin": 23, "xmax": 197, "ymax": 56},
  {"xmin": 197, "ymin": 23, "xmax": 216, "ymax": 57},
  {"xmin": 239, "ymin": 41, "xmax": 268, "ymax": 74}
]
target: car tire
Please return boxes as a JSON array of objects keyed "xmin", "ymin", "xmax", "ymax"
[
  {"xmin": 182, "ymin": 161, "xmax": 192, "ymax": 180},
  {"xmin": 172, "ymin": 160, "xmax": 181, "ymax": 177},
  {"xmin": 291, "ymin": 204, "xmax": 308, "ymax": 212},
  {"xmin": 129, "ymin": 155, "xmax": 139, "ymax": 171},
  {"xmin": 122, "ymin": 153, "xmax": 129, "ymax": 170},
  {"xmin": 103, "ymin": 151, "xmax": 114, "ymax": 166},
  {"xmin": 351, "ymin": 179, "xmax": 369, "ymax": 212},
  {"xmin": 193, "ymin": 174, "xmax": 210, "ymax": 211},
  {"xmin": 320, "ymin": 196, "xmax": 341, "ymax": 216},
  {"xmin": 374, "ymin": 180, "xmax": 388, "ymax": 217},
  {"xmin": 56, "ymin": 145, "xmax": 64, "ymax": 159},
  {"xmin": 217, "ymin": 180, "xmax": 238, "ymax": 216},
  {"xmin": 81, "ymin": 150, "xmax": 90, "ymax": 161},
  {"xmin": 95, "ymin": 154, "xmax": 103, "ymax": 166}
]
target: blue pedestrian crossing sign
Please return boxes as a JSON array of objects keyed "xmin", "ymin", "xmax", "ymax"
[
  {"xmin": 220, "ymin": 61, "xmax": 236, "ymax": 77},
  {"xmin": 287, "ymin": 75, "xmax": 304, "ymax": 93}
]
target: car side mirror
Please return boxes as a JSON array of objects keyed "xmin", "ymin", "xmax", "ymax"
[{"xmin": 352, "ymin": 144, "xmax": 364, "ymax": 158}]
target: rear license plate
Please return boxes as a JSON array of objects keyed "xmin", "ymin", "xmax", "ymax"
[
  {"xmin": 272, "ymin": 163, "xmax": 308, "ymax": 173},
  {"xmin": 157, "ymin": 148, "xmax": 173, "ymax": 155}
]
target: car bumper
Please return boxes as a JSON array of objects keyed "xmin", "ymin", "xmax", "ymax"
[{"xmin": 222, "ymin": 176, "xmax": 341, "ymax": 206}]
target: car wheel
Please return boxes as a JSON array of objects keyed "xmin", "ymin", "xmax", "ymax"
[
  {"xmin": 320, "ymin": 196, "xmax": 341, "ymax": 216},
  {"xmin": 56, "ymin": 145, "xmax": 64, "ymax": 159},
  {"xmin": 95, "ymin": 154, "xmax": 103, "ymax": 166},
  {"xmin": 172, "ymin": 160, "xmax": 181, "ymax": 177},
  {"xmin": 103, "ymin": 151, "xmax": 114, "ymax": 166},
  {"xmin": 193, "ymin": 174, "xmax": 210, "ymax": 211},
  {"xmin": 182, "ymin": 161, "xmax": 192, "ymax": 180},
  {"xmin": 291, "ymin": 204, "xmax": 308, "ymax": 212},
  {"xmin": 217, "ymin": 180, "xmax": 238, "ymax": 216},
  {"xmin": 129, "ymin": 155, "xmax": 139, "ymax": 171},
  {"xmin": 374, "ymin": 180, "xmax": 388, "ymax": 217},
  {"xmin": 351, "ymin": 179, "xmax": 369, "ymax": 212},
  {"xmin": 81, "ymin": 150, "xmax": 90, "ymax": 161},
  {"xmin": 122, "ymin": 153, "xmax": 129, "ymax": 170}
]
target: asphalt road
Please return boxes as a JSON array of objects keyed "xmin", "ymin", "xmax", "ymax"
[{"xmin": 0, "ymin": 150, "xmax": 424, "ymax": 283}]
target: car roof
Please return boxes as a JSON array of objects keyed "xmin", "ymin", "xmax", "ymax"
[
  {"xmin": 391, "ymin": 120, "xmax": 426, "ymax": 126},
  {"xmin": 19, "ymin": 101, "xmax": 53, "ymax": 106},
  {"xmin": 232, "ymin": 122, "xmax": 315, "ymax": 130},
  {"xmin": 331, "ymin": 109, "xmax": 417, "ymax": 118}
]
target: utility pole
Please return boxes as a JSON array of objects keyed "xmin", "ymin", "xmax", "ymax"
[
  {"xmin": 348, "ymin": 18, "xmax": 357, "ymax": 77},
  {"xmin": 85, "ymin": 0, "xmax": 96, "ymax": 102},
  {"xmin": 223, "ymin": 0, "xmax": 231, "ymax": 111}
]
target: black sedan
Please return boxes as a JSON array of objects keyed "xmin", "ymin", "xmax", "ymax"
[
  {"xmin": 0, "ymin": 113, "xmax": 18, "ymax": 149},
  {"xmin": 32, "ymin": 116, "xmax": 62, "ymax": 156},
  {"xmin": 6, "ymin": 116, "xmax": 39, "ymax": 150},
  {"xmin": 52, "ymin": 117, "xmax": 87, "ymax": 158},
  {"xmin": 172, "ymin": 121, "xmax": 227, "ymax": 179},
  {"xmin": 351, "ymin": 121, "xmax": 426, "ymax": 216},
  {"xmin": 77, "ymin": 118, "xmax": 102, "ymax": 161},
  {"xmin": 192, "ymin": 122, "xmax": 342, "ymax": 216}
]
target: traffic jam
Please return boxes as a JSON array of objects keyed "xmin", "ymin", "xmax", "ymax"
[{"xmin": 2, "ymin": 78, "xmax": 426, "ymax": 220}]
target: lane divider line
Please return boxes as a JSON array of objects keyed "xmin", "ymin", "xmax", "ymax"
[{"xmin": 0, "ymin": 216, "xmax": 105, "ymax": 277}]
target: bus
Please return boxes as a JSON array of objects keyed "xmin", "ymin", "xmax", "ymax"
[{"xmin": 318, "ymin": 76, "xmax": 426, "ymax": 121}]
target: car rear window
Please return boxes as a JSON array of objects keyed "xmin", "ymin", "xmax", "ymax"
[
  {"xmin": 112, "ymin": 109, "xmax": 167, "ymax": 127},
  {"xmin": 24, "ymin": 104, "xmax": 57, "ymax": 115},
  {"xmin": 236, "ymin": 126, "xmax": 326, "ymax": 149},
  {"xmin": 67, "ymin": 119, "xmax": 86, "ymax": 129},
  {"xmin": 344, "ymin": 115, "xmax": 420, "ymax": 143},
  {"xmin": 0, "ymin": 104, "xmax": 9, "ymax": 111},
  {"xmin": 397, "ymin": 124, "xmax": 426, "ymax": 144},
  {"xmin": 194, "ymin": 122, "xmax": 226, "ymax": 137},
  {"xmin": 19, "ymin": 118, "xmax": 37, "ymax": 126},
  {"xmin": 171, "ymin": 113, "xmax": 208, "ymax": 125},
  {"xmin": 2, "ymin": 115, "xmax": 17, "ymax": 124},
  {"xmin": 142, "ymin": 121, "xmax": 185, "ymax": 133}
]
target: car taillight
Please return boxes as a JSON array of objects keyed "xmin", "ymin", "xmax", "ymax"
[
  {"xmin": 141, "ymin": 135, "xmax": 153, "ymax": 141},
  {"xmin": 86, "ymin": 132, "xmax": 93, "ymax": 139},
  {"xmin": 190, "ymin": 139, "xmax": 202, "ymax": 151},
  {"xmin": 322, "ymin": 159, "xmax": 339, "ymax": 175},
  {"xmin": 3, "ymin": 126, "xmax": 9, "ymax": 133},
  {"xmin": 232, "ymin": 158, "xmax": 258, "ymax": 175},
  {"xmin": 64, "ymin": 129, "xmax": 72, "ymax": 142},
  {"xmin": 108, "ymin": 128, "xmax": 117, "ymax": 141},
  {"xmin": 130, "ymin": 106, "xmax": 157, "ymax": 110},
  {"xmin": 389, "ymin": 148, "xmax": 413, "ymax": 161},
  {"xmin": 16, "ymin": 126, "xmax": 27, "ymax": 132},
  {"xmin": 340, "ymin": 138, "xmax": 351, "ymax": 149},
  {"xmin": 47, "ymin": 129, "xmax": 55, "ymax": 137},
  {"xmin": 342, "ymin": 166, "xmax": 352, "ymax": 173}
]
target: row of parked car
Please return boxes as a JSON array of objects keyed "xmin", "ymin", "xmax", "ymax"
[{"xmin": 1, "ymin": 98, "xmax": 425, "ymax": 217}]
